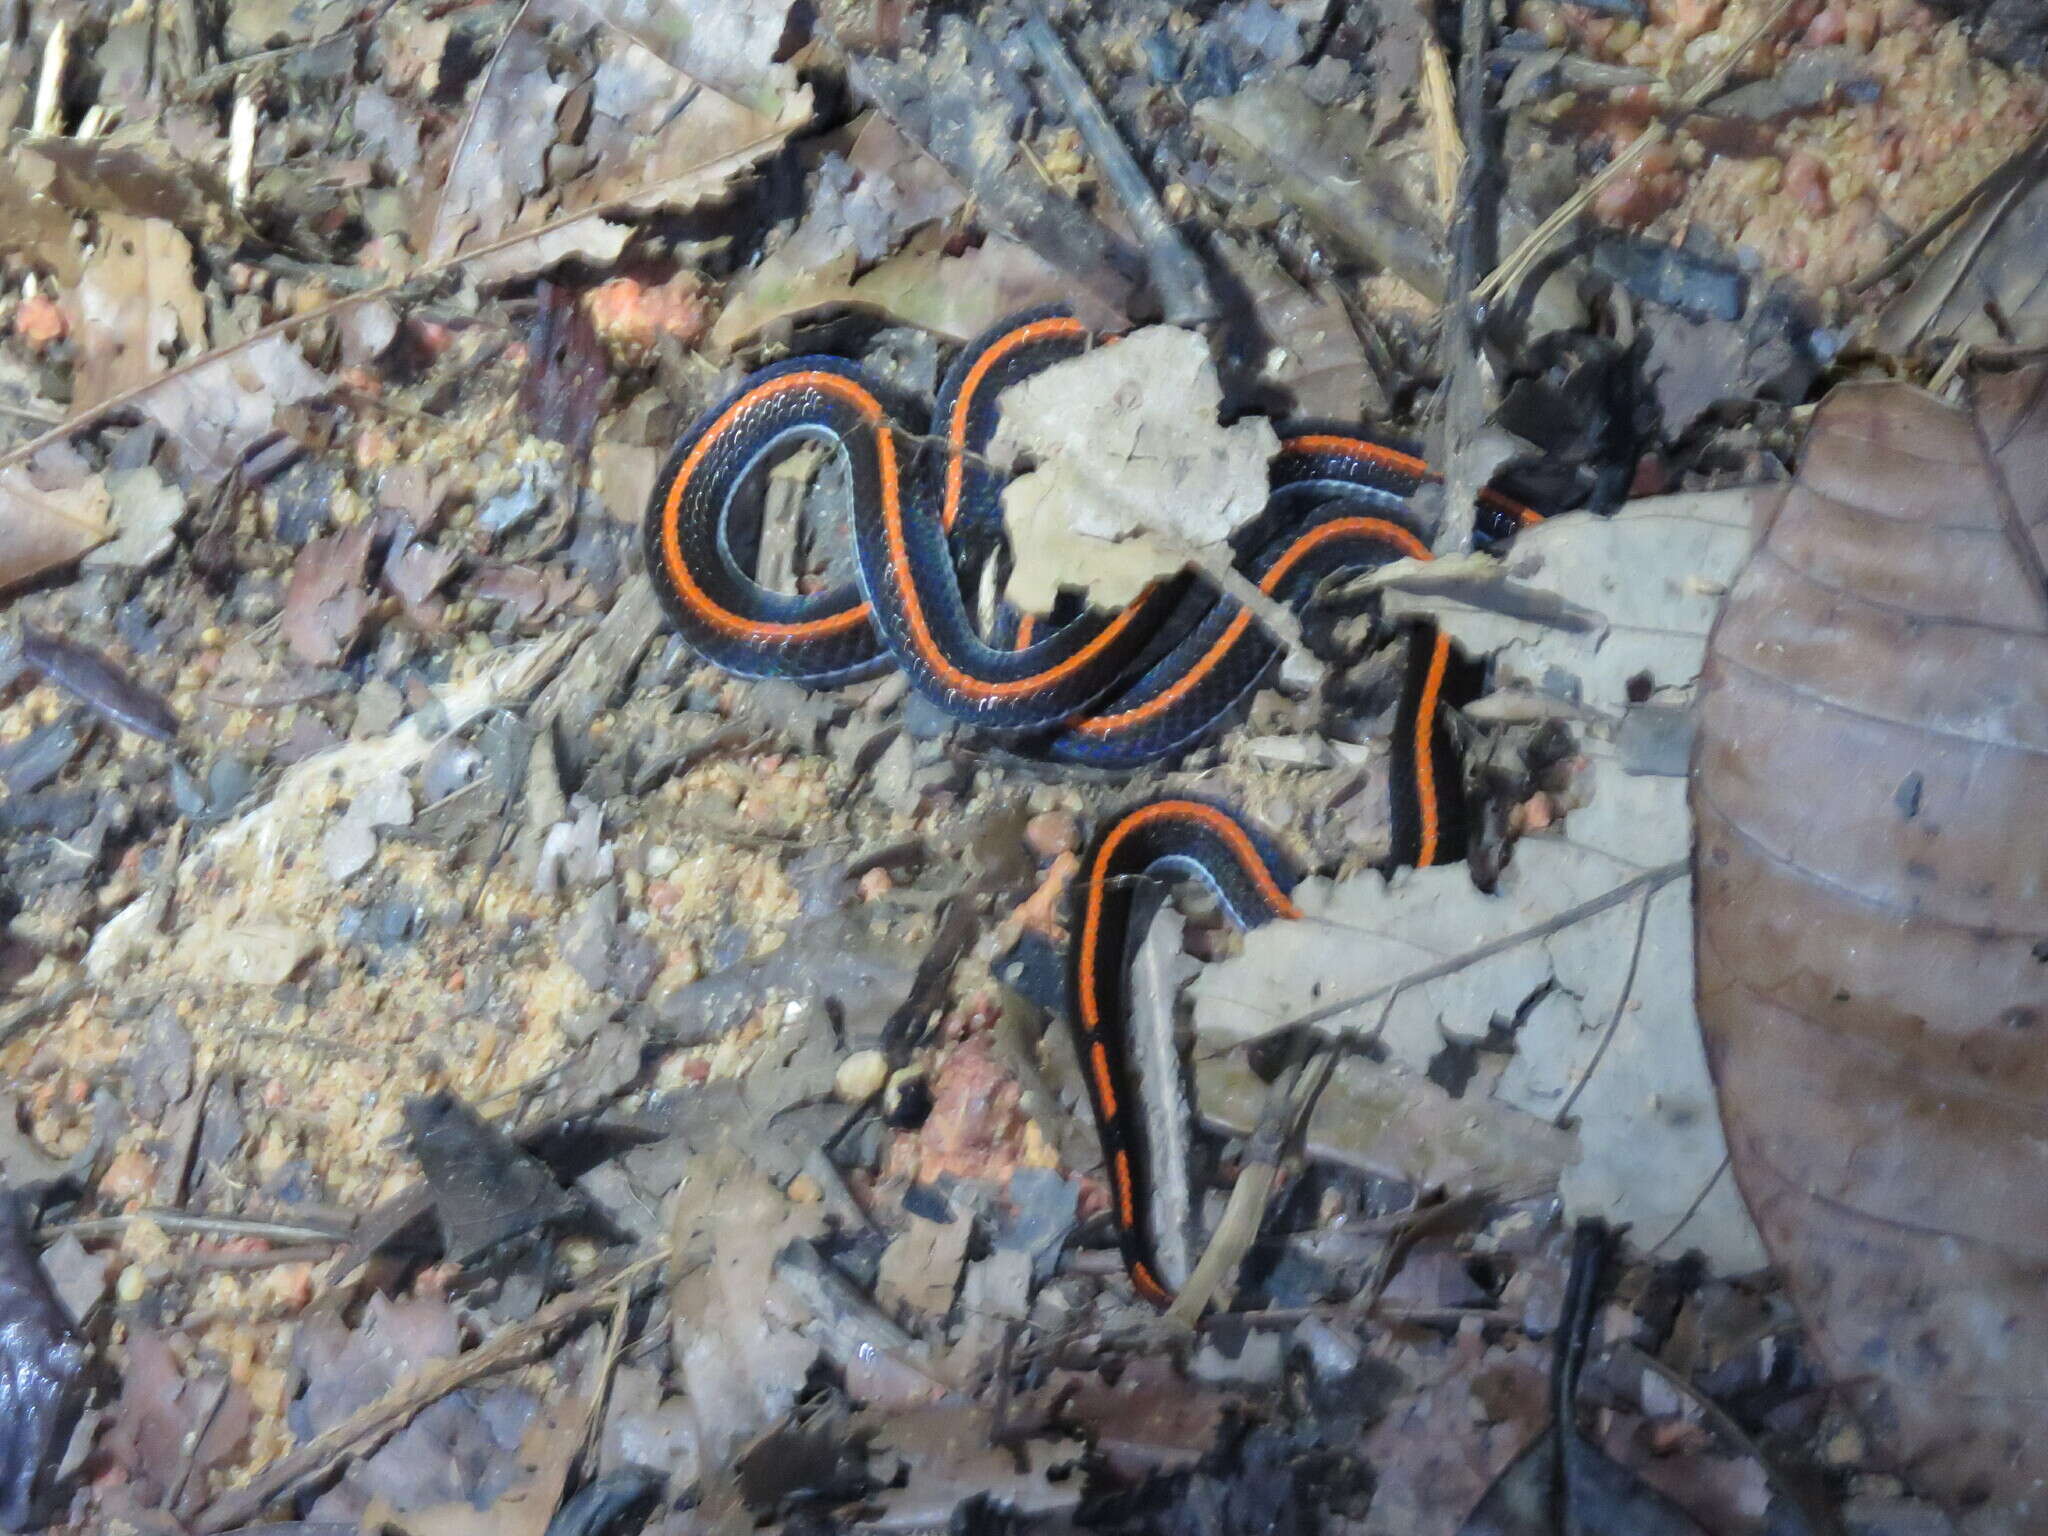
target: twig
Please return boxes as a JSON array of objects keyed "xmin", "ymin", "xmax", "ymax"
[
  {"xmin": 573, "ymin": 1282, "xmax": 636, "ymax": 1484},
  {"xmin": 1475, "ymin": 0, "xmax": 1802, "ymax": 307},
  {"xmin": 1164, "ymin": 1051, "xmax": 1308, "ymax": 1326},
  {"xmin": 1432, "ymin": 0, "xmax": 1502, "ymax": 556},
  {"xmin": 0, "ymin": 976, "xmax": 88, "ymax": 1051},
  {"xmin": 164, "ymin": 1374, "xmax": 232, "ymax": 1515},
  {"xmin": 190, "ymin": 1241, "xmax": 339, "ymax": 1271},
  {"xmin": 424, "ymin": 0, "xmax": 535, "ymax": 262},
  {"xmin": 195, "ymin": 1249, "xmax": 668, "ymax": 1533},
  {"xmin": 1418, "ymin": 21, "xmax": 1463, "ymax": 222},
  {"xmin": 45, "ymin": 1210, "xmax": 352, "ymax": 1246},
  {"xmin": 1020, "ymin": 6, "xmax": 1216, "ymax": 326}
]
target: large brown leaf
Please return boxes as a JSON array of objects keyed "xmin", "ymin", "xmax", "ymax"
[{"xmin": 1691, "ymin": 371, "xmax": 2048, "ymax": 1532}]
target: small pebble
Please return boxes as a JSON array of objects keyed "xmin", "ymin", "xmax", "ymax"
[
  {"xmin": 857, "ymin": 867, "xmax": 894, "ymax": 900},
  {"xmin": 644, "ymin": 843, "xmax": 679, "ymax": 878},
  {"xmin": 1023, "ymin": 811, "xmax": 1080, "ymax": 861},
  {"xmin": 114, "ymin": 1264, "xmax": 148, "ymax": 1304},
  {"xmin": 835, "ymin": 1048, "xmax": 889, "ymax": 1103},
  {"xmin": 786, "ymin": 1173, "xmax": 823, "ymax": 1204}
]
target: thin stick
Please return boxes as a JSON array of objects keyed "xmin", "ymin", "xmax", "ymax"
[
  {"xmin": 1475, "ymin": 0, "xmax": 1802, "ymax": 307},
  {"xmin": 424, "ymin": 0, "xmax": 535, "ymax": 262},
  {"xmin": 1433, "ymin": 0, "xmax": 1501, "ymax": 556},
  {"xmin": 574, "ymin": 1281, "xmax": 636, "ymax": 1483},
  {"xmin": 195, "ymin": 1249, "xmax": 668, "ymax": 1533},
  {"xmin": 47, "ymin": 1210, "xmax": 352, "ymax": 1246},
  {"xmin": 1020, "ymin": 5, "xmax": 1216, "ymax": 326},
  {"xmin": 1237, "ymin": 860, "xmax": 1689, "ymax": 1045},
  {"xmin": 1418, "ymin": 22, "xmax": 1463, "ymax": 222}
]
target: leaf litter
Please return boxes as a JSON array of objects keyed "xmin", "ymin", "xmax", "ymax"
[{"xmin": 0, "ymin": 0, "xmax": 2034, "ymax": 1532}]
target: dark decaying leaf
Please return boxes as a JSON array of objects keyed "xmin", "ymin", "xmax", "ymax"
[
  {"xmin": 520, "ymin": 284, "xmax": 609, "ymax": 450},
  {"xmin": 1459, "ymin": 1223, "xmax": 1715, "ymax": 1536},
  {"xmin": 1691, "ymin": 371, "xmax": 2048, "ymax": 1533},
  {"xmin": 18, "ymin": 626, "xmax": 179, "ymax": 742},
  {"xmin": 282, "ymin": 523, "xmax": 375, "ymax": 666},
  {"xmin": 402, "ymin": 1092, "xmax": 591, "ymax": 1263},
  {"xmin": 0, "ymin": 1191, "xmax": 89, "ymax": 1532},
  {"xmin": 106, "ymin": 1330, "xmax": 254, "ymax": 1520},
  {"xmin": 542, "ymin": 1468, "xmax": 662, "ymax": 1536},
  {"xmin": 0, "ymin": 467, "xmax": 110, "ymax": 592}
]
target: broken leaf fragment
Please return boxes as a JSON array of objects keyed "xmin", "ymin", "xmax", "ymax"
[
  {"xmin": 0, "ymin": 465, "xmax": 110, "ymax": 592},
  {"xmin": 992, "ymin": 326, "xmax": 1279, "ymax": 612},
  {"xmin": 64, "ymin": 215, "xmax": 209, "ymax": 410}
]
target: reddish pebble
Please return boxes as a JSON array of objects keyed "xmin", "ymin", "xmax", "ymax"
[
  {"xmin": 1592, "ymin": 141, "xmax": 1682, "ymax": 228},
  {"xmin": 1803, "ymin": 3, "xmax": 1846, "ymax": 44},
  {"xmin": 1023, "ymin": 811, "xmax": 1080, "ymax": 861},
  {"xmin": 13, "ymin": 294, "xmax": 66, "ymax": 350},
  {"xmin": 1628, "ymin": 454, "xmax": 1670, "ymax": 497},
  {"xmin": 645, "ymin": 880, "xmax": 683, "ymax": 917},
  {"xmin": 415, "ymin": 1262, "xmax": 459, "ymax": 1299},
  {"xmin": 271, "ymin": 1262, "xmax": 315, "ymax": 1312},
  {"xmin": 586, "ymin": 274, "xmax": 711, "ymax": 364},
  {"xmin": 682, "ymin": 1058, "xmax": 711, "ymax": 1084},
  {"xmin": 99, "ymin": 1147, "xmax": 158, "ymax": 1204},
  {"xmin": 410, "ymin": 317, "xmax": 458, "ymax": 357},
  {"xmin": 1784, "ymin": 151, "xmax": 1831, "ymax": 215},
  {"xmin": 1672, "ymin": 0, "xmax": 1723, "ymax": 41},
  {"xmin": 857, "ymin": 867, "xmax": 894, "ymax": 900},
  {"xmin": 353, "ymin": 426, "xmax": 396, "ymax": 469}
]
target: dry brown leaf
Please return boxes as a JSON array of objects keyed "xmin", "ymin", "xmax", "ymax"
[
  {"xmin": 472, "ymin": 563, "xmax": 581, "ymax": 626},
  {"xmin": 557, "ymin": 0, "xmax": 799, "ymax": 115},
  {"xmin": 1214, "ymin": 236, "xmax": 1380, "ymax": 421},
  {"xmin": 359, "ymin": 1401, "xmax": 585, "ymax": 1536},
  {"xmin": 1201, "ymin": 492, "xmax": 1772, "ymax": 1272},
  {"xmin": 283, "ymin": 523, "xmax": 375, "ymax": 665},
  {"xmin": 64, "ymin": 215, "xmax": 208, "ymax": 409},
  {"xmin": 0, "ymin": 464, "xmax": 109, "ymax": 590},
  {"xmin": 1362, "ymin": 1326, "xmax": 1548, "ymax": 1536},
  {"xmin": 425, "ymin": 0, "xmax": 807, "ymax": 271},
  {"xmin": 1692, "ymin": 371, "xmax": 2048, "ymax": 1533},
  {"xmin": 1193, "ymin": 72, "xmax": 1445, "ymax": 301},
  {"xmin": 465, "ymin": 215, "xmax": 633, "ymax": 286},
  {"xmin": 138, "ymin": 332, "xmax": 331, "ymax": 480},
  {"xmin": 25, "ymin": 132, "xmax": 237, "ymax": 237},
  {"xmin": 106, "ymin": 1331, "xmax": 255, "ymax": 1520},
  {"xmin": 992, "ymin": 326, "xmax": 1278, "ymax": 613},
  {"xmin": 383, "ymin": 530, "xmax": 459, "ymax": 632},
  {"xmin": 0, "ymin": 161, "xmax": 82, "ymax": 285}
]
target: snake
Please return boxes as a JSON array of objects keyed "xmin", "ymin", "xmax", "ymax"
[
  {"xmin": 642, "ymin": 306, "xmax": 1540, "ymax": 1305},
  {"xmin": 641, "ymin": 306, "xmax": 1535, "ymax": 768}
]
